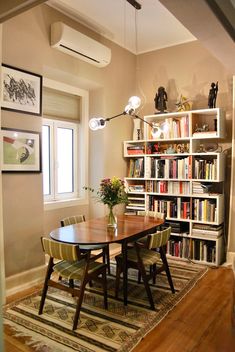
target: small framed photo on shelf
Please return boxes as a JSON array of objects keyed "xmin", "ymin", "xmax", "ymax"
[
  {"xmin": 1, "ymin": 64, "xmax": 42, "ymax": 116},
  {"xmin": 1, "ymin": 128, "xmax": 42, "ymax": 172}
]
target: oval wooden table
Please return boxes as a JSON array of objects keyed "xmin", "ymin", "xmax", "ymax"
[{"xmin": 50, "ymin": 214, "xmax": 164, "ymax": 306}]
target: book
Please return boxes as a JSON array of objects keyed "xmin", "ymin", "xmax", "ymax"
[{"xmin": 193, "ymin": 131, "xmax": 217, "ymax": 137}]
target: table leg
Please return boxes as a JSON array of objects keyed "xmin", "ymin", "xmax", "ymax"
[{"xmin": 122, "ymin": 241, "xmax": 128, "ymax": 305}]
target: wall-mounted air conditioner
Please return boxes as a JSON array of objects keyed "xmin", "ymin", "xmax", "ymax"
[{"xmin": 51, "ymin": 22, "xmax": 111, "ymax": 68}]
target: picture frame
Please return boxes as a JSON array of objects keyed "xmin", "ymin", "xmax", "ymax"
[
  {"xmin": 1, "ymin": 128, "xmax": 42, "ymax": 172},
  {"xmin": 1, "ymin": 64, "xmax": 42, "ymax": 116}
]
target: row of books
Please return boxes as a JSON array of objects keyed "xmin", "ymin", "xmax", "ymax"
[
  {"xmin": 167, "ymin": 238, "xmax": 217, "ymax": 263},
  {"xmin": 146, "ymin": 196, "xmax": 218, "ymax": 222},
  {"xmin": 127, "ymin": 180, "xmax": 220, "ymax": 196},
  {"xmin": 128, "ymin": 158, "xmax": 144, "ymax": 178},
  {"xmin": 193, "ymin": 198, "xmax": 217, "ymax": 222},
  {"xmin": 148, "ymin": 116, "xmax": 189, "ymax": 139},
  {"xmin": 145, "ymin": 180, "xmax": 190, "ymax": 194},
  {"xmin": 145, "ymin": 156, "xmax": 191, "ymax": 179},
  {"xmin": 194, "ymin": 158, "xmax": 217, "ymax": 180},
  {"xmin": 147, "ymin": 196, "xmax": 191, "ymax": 219}
]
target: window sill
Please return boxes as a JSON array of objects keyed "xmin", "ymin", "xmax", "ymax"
[{"xmin": 44, "ymin": 198, "xmax": 89, "ymax": 211}]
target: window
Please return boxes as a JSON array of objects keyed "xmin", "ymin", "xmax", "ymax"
[
  {"xmin": 42, "ymin": 78, "xmax": 89, "ymax": 209},
  {"xmin": 42, "ymin": 119, "xmax": 78, "ymax": 201}
]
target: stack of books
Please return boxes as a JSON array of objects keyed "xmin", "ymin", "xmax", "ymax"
[{"xmin": 192, "ymin": 224, "xmax": 223, "ymax": 239}]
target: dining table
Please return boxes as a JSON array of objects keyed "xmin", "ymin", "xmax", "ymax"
[{"xmin": 50, "ymin": 214, "xmax": 164, "ymax": 306}]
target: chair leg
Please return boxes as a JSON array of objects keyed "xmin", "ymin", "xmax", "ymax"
[
  {"xmin": 73, "ymin": 280, "xmax": 87, "ymax": 330},
  {"xmin": 102, "ymin": 269, "xmax": 108, "ymax": 309},
  {"xmin": 39, "ymin": 260, "xmax": 53, "ymax": 315},
  {"xmin": 115, "ymin": 259, "xmax": 122, "ymax": 299},
  {"xmin": 138, "ymin": 270, "xmax": 141, "ymax": 284},
  {"xmin": 69, "ymin": 279, "xmax": 74, "ymax": 289},
  {"xmin": 152, "ymin": 264, "xmax": 157, "ymax": 284},
  {"xmin": 136, "ymin": 256, "xmax": 155, "ymax": 310},
  {"xmin": 160, "ymin": 248, "xmax": 175, "ymax": 293},
  {"xmin": 106, "ymin": 245, "xmax": 110, "ymax": 274}
]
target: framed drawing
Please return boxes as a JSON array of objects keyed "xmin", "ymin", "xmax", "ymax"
[
  {"xmin": 1, "ymin": 64, "xmax": 42, "ymax": 116},
  {"xmin": 1, "ymin": 128, "xmax": 41, "ymax": 172}
]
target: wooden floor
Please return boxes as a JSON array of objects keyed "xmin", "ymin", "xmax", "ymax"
[{"xmin": 3, "ymin": 265, "xmax": 235, "ymax": 352}]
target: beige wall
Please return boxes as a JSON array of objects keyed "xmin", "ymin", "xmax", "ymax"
[
  {"xmin": 2, "ymin": 4, "xmax": 135, "ymax": 277},
  {"xmin": 1, "ymin": 4, "xmax": 234, "ymax": 280}
]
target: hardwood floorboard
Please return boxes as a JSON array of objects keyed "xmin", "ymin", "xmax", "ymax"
[{"xmin": 3, "ymin": 266, "xmax": 235, "ymax": 352}]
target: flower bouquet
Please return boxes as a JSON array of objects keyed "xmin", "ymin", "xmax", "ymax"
[{"xmin": 85, "ymin": 177, "xmax": 128, "ymax": 227}]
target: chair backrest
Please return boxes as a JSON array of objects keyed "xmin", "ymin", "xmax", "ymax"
[
  {"xmin": 146, "ymin": 226, "xmax": 171, "ymax": 249},
  {"xmin": 137, "ymin": 210, "xmax": 165, "ymax": 220},
  {"xmin": 61, "ymin": 215, "xmax": 85, "ymax": 227},
  {"xmin": 41, "ymin": 237, "xmax": 81, "ymax": 261}
]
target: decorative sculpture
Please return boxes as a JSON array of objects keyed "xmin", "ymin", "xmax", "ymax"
[
  {"xmin": 175, "ymin": 95, "xmax": 192, "ymax": 112},
  {"xmin": 154, "ymin": 86, "xmax": 167, "ymax": 113},
  {"xmin": 208, "ymin": 81, "xmax": 218, "ymax": 108}
]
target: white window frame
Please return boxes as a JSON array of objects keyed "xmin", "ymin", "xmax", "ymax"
[
  {"xmin": 43, "ymin": 78, "xmax": 89, "ymax": 210},
  {"xmin": 43, "ymin": 118, "xmax": 79, "ymax": 202}
]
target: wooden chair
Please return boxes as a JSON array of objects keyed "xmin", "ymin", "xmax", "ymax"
[
  {"xmin": 137, "ymin": 210, "xmax": 165, "ymax": 219},
  {"xmin": 61, "ymin": 215, "xmax": 110, "ymax": 273},
  {"xmin": 115, "ymin": 227, "xmax": 175, "ymax": 310},
  {"xmin": 39, "ymin": 237, "xmax": 108, "ymax": 330},
  {"xmin": 136, "ymin": 211, "xmax": 165, "ymax": 246}
]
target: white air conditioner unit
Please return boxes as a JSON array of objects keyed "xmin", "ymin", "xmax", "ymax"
[{"xmin": 50, "ymin": 22, "xmax": 111, "ymax": 68}]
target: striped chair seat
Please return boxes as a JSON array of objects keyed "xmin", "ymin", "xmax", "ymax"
[
  {"xmin": 116, "ymin": 248, "xmax": 160, "ymax": 266},
  {"xmin": 39, "ymin": 237, "xmax": 108, "ymax": 330},
  {"xmin": 60, "ymin": 215, "xmax": 110, "ymax": 273},
  {"xmin": 53, "ymin": 259, "xmax": 106, "ymax": 280}
]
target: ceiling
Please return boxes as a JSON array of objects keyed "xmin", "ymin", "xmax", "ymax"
[{"xmin": 47, "ymin": 0, "xmax": 196, "ymax": 54}]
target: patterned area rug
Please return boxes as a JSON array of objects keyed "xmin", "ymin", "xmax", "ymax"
[{"xmin": 3, "ymin": 260, "xmax": 207, "ymax": 352}]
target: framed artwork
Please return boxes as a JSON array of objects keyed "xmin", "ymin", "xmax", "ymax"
[
  {"xmin": 1, "ymin": 128, "xmax": 41, "ymax": 172},
  {"xmin": 1, "ymin": 64, "xmax": 42, "ymax": 116}
]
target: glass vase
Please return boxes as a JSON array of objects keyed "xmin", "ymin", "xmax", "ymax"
[{"xmin": 107, "ymin": 206, "xmax": 117, "ymax": 228}]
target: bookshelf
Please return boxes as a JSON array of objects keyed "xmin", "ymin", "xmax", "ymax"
[{"xmin": 124, "ymin": 108, "xmax": 225, "ymax": 266}]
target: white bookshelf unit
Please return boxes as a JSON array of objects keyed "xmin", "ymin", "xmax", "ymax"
[{"xmin": 124, "ymin": 108, "xmax": 225, "ymax": 266}]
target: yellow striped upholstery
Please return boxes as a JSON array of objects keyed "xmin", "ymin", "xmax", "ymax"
[
  {"xmin": 116, "ymin": 247, "xmax": 160, "ymax": 266},
  {"xmin": 53, "ymin": 259, "xmax": 105, "ymax": 280},
  {"xmin": 42, "ymin": 237, "xmax": 79, "ymax": 261},
  {"xmin": 147, "ymin": 227, "xmax": 171, "ymax": 249},
  {"xmin": 137, "ymin": 210, "xmax": 165, "ymax": 219},
  {"xmin": 61, "ymin": 215, "xmax": 85, "ymax": 226}
]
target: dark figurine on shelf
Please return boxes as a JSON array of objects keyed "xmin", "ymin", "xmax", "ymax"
[
  {"xmin": 154, "ymin": 86, "xmax": 167, "ymax": 113},
  {"xmin": 208, "ymin": 81, "xmax": 218, "ymax": 108}
]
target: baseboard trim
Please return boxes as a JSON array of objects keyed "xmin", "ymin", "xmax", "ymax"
[
  {"xmin": 6, "ymin": 264, "xmax": 46, "ymax": 298},
  {"xmin": 226, "ymin": 251, "xmax": 235, "ymax": 265}
]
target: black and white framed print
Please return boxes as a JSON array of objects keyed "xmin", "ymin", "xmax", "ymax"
[{"xmin": 1, "ymin": 64, "xmax": 42, "ymax": 116}]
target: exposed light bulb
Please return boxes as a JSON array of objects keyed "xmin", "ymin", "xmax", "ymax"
[
  {"xmin": 124, "ymin": 104, "xmax": 135, "ymax": 115},
  {"xmin": 89, "ymin": 118, "xmax": 106, "ymax": 131},
  {"xmin": 128, "ymin": 96, "xmax": 141, "ymax": 109},
  {"xmin": 151, "ymin": 122, "xmax": 162, "ymax": 138}
]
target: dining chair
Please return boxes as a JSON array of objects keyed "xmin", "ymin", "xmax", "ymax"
[
  {"xmin": 39, "ymin": 237, "xmax": 108, "ymax": 330},
  {"xmin": 115, "ymin": 226, "xmax": 175, "ymax": 310},
  {"xmin": 136, "ymin": 210, "xmax": 165, "ymax": 282},
  {"xmin": 61, "ymin": 215, "xmax": 110, "ymax": 273}
]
